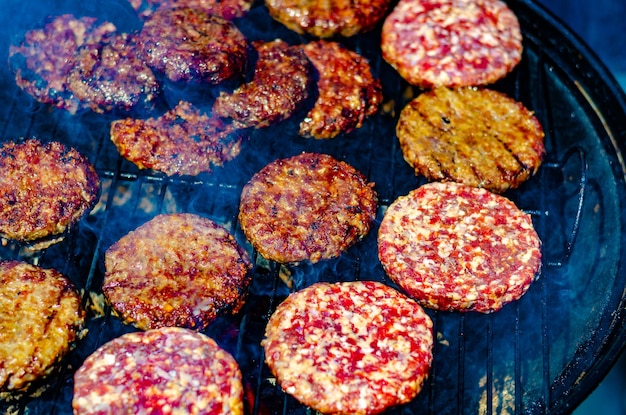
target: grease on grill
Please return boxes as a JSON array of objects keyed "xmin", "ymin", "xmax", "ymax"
[{"xmin": 130, "ymin": 0, "xmax": 255, "ymax": 20}]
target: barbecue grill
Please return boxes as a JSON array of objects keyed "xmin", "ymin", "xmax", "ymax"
[{"xmin": 1, "ymin": 0, "xmax": 626, "ymax": 413}]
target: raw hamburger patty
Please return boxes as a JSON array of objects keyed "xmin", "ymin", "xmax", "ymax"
[
  {"xmin": 137, "ymin": 7, "xmax": 248, "ymax": 83},
  {"xmin": 130, "ymin": 0, "xmax": 254, "ymax": 20},
  {"xmin": 0, "ymin": 138, "xmax": 100, "ymax": 249},
  {"xmin": 265, "ymin": 0, "xmax": 392, "ymax": 38},
  {"xmin": 396, "ymin": 87, "xmax": 545, "ymax": 193},
  {"xmin": 8, "ymin": 14, "xmax": 116, "ymax": 113},
  {"xmin": 73, "ymin": 327, "xmax": 243, "ymax": 415},
  {"xmin": 103, "ymin": 213, "xmax": 253, "ymax": 331},
  {"xmin": 238, "ymin": 152, "xmax": 377, "ymax": 263},
  {"xmin": 299, "ymin": 40, "xmax": 382, "ymax": 140},
  {"xmin": 66, "ymin": 32, "xmax": 160, "ymax": 114},
  {"xmin": 263, "ymin": 281, "xmax": 434, "ymax": 415},
  {"xmin": 381, "ymin": 0, "xmax": 523, "ymax": 88},
  {"xmin": 378, "ymin": 181, "xmax": 542, "ymax": 313},
  {"xmin": 212, "ymin": 39, "xmax": 312, "ymax": 129},
  {"xmin": 110, "ymin": 100, "xmax": 245, "ymax": 176},
  {"xmin": 0, "ymin": 260, "xmax": 85, "ymax": 394}
]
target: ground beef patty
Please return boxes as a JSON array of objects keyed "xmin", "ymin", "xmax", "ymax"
[
  {"xmin": 263, "ymin": 281, "xmax": 433, "ymax": 415},
  {"xmin": 378, "ymin": 182, "xmax": 542, "ymax": 313},
  {"xmin": 110, "ymin": 100, "xmax": 245, "ymax": 176},
  {"xmin": 0, "ymin": 138, "xmax": 100, "ymax": 249},
  {"xmin": 8, "ymin": 14, "xmax": 116, "ymax": 114},
  {"xmin": 103, "ymin": 213, "xmax": 253, "ymax": 331},
  {"xmin": 66, "ymin": 31, "xmax": 159, "ymax": 114},
  {"xmin": 396, "ymin": 87, "xmax": 545, "ymax": 193},
  {"xmin": 73, "ymin": 327, "xmax": 243, "ymax": 415},
  {"xmin": 265, "ymin": 0, "xmax": 392, "ymax": 38},
  {"xmin": 130, "ymin": 0, "xmax": 254, "ymax": 20},
  {"xmin": 137, "ymin": 7, "xmax": 248, "ymax": 84},
  {"xmin": 238, "ymin": 152, "xmax": 377, "ymax": 263},
  {"xmin": 299, "ymin": 40, "xmax": 382, "ymax": 140},
  {"xmin": 381, "ymin": 0, "xmax": 523, "ymax": 88},
  {"xmin": 0, "ymin": 260, "xmax": 85, "ymax": 396},
  {"xmin": 212, "ymin": 39, "xmax": 312, "ymax": 129}
]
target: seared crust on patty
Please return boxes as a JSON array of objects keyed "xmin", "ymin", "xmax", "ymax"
[
  {"xmin": 212, "ymin": 39, "xmax": 312, "ymax": 129},
  {"xmin": 396, "ymin": 87, "xmax": 545, "ymax": 193},
  {"xmin": 103, "ymin": 213, "xmax": 253, "ymax": 331},
  {"xmin": 299, "ymin": 40, "xmax": 382, "ymax": 139},
  {"xmin": 265, "ymin": 0, "xmax": 392, "ymax": 38},
  {"xmin": 110, "ymin": 100, "xmax": 245, "ymax": 176},
  {"xmin": 8, "ymin": 14, "xmax": 116, "ymax": 114},
  {"xmin": 0, "ymin": 260, "xmax": 85, "ymax": 395},
  {"xmin": 73, "ymin": 327, "xmax": 244, "ymax": 415},
  {"xmin": 381, "ymin": 0, "xmax": 523, "ymax": 88},
  {"xmin": 238, "ymin": 152, "xmax": 377, "ymax": 263},
  {"xmin": 137, "ymin": 7, "xmax": 248, "ymax": 83},
  {"xmin": 66, "ymin": 32, "xmax": 160, "ymax": 114},
  {"xmin": 130, "ymin": 0, "xmax": 255, "ymax": 20},
  {"xmin": 0, "ymin": 138, "xmax": 100, "ymax": 249},
  {"xmin": 263, "ymin": 281, "xmax": 433, "ymax": 415},
  {"xmin": 378, "ymin": 182, "xmax": 542, "ymax": 313}
]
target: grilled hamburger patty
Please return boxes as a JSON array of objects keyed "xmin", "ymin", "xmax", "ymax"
[
  {"xmin": 265, "ymin": 0, "xmax": 392, "ymax": 38},
  {"xmin": 130, "ymin": 0, "xmax": 254, "ymax": 20},
  {"xmin": 73, "ymin": 327, "xmax": 244, "ymax": 415},
  {"xmin": 0, "ymin": 260, "xmax": 85, "ymax": 394},
  {"xmin": 66, "ymin": 31, "xmax": 159, "ymax": 114},
  {"xmin": 212, "ymin": 39, "xmax": 312, "ymax": 129},
  {"xmin": 238, "ymin": 152, "xmax": 378, "ymax": 263},
  {"xmin": 8, "ymin": 14, "xmax": 116, "ymax": 114},
  {"xmin": 137, "ymin": 7, "xmax": 248, "ymax": 83},
  {"xmin": 103, "ymin": 213, "xmax": 253, "ymax": 331},
  {"xmin": 110, "ymin": 100, "xmax": 245, "ymax": 176},
  {"xmin": 381, "ymin": 0, "xmax": 523, "ymax": 88},
  {"xmin": 299, "ymin": 40, "xmax": 382, "ymax": 140},
  {"xmin": 0, "ymin": 138, "xmax": 100, "ymax": 248},
  {"xmin": 378, "ymin": 182, "xmax": 542, "ymax": 313},
  {"xmin": 263, "ymin": 281, "xmax": 434, "ymax": 415},
  {"xmin": 396, "ymin": 87, "xmax": 545, "ymax": 193}
]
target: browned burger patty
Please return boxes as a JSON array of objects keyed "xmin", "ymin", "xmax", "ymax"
[
  {"xmin": 130, "ymin": 0, "xmax": 254, "ymax": 20},
  {"xmin": 265, "ymin": 0, "xmax": 392, "ymax": 38},
  {"xmin": 137, "ymin": 7, "xmax": 248, "ymax": 84},
  {"xmin": 299, "ymin": 40, "xmax": 382, "ymax": 139},
  {"xmin": 0, "ymin": 260, "xmax": 85, "ymax": 395},
  {"xmin": 8, "ymin": 14, "xmax": 116, "ymax": 114},
  {"xmin": 381, "ymin": 0, "xmax": 523, "ymax": 88},
  {"xmin": 103, "ymin": 213, "xmax": 253, "ymax": 331},
  {"xmin": 66, "ymin": 32, "xmax": 160, "ymax": 114},
  {"xmin": 263, "ymin": 281, "xmax": 434, "ymax": 415},
  {"xmin": 110, "ymin": 100, "xmax": 245, "ymax": 176},
  {"xmin": 73, "ymin": 327, "xmax": 244, "ymax": 414},
  {"xmin": 238, "ymin": 152, "xmax": 377, "ymax": 263},
  {"xmin": 212, "ymin": 39, "xmax": 312, "ymax": 129},
  {"xmin": 0, "ymin": 138, "xmax": 100, "ymax": 249},
  {"xmin": 396, "ymin": 87, "xmax": 545, "ymax": 193},
  {"xmin": 378, "ymin": 182, "xmax": 542, "ymax": 313}
]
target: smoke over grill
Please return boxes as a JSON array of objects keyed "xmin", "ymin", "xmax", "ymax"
[{"xmin": 1, "ymin": 0, "xmax": 626, "ymax": 414}]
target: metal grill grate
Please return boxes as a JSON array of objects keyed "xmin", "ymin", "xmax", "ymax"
[{"xmin": 2, "ymin": 0, "xmax": 626, "ymax": 414}]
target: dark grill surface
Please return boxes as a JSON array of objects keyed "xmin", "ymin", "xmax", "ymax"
[{"xmin": 1, "ymin": 0, "xmax": 626, "ymax": 414}]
